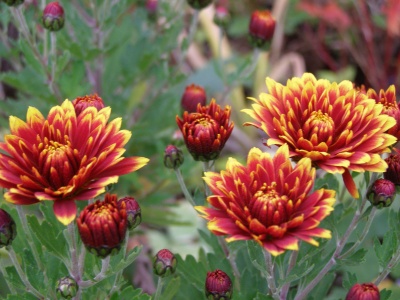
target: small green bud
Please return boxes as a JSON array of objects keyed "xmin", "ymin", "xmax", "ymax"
[
  {"xmin": 367, "ymin": 179, "xmax": 396, "ymax": 208},
  {"xmin": 186, "ymin": 0, "xmax": 213, "ymax": 10},
  {"xmin": 0, "ymin": 209, "xmax": 16, "ymax": 248},
  {"xmin": 118, "ymin": 196, "xmax": 141, "ymax": 230},
  {"xmin": 153, "ymin": 249, "xmax": 177, "ymax": 277},
  {"xmin": 164, "ymin": 145, "xmax": 184, "ymax": 170},
  {"xmin": 56, "ymin": 276, "xmax": 78, "ymax": 299},
  {"xmin": 42, "ymin": 1, "xmax": 65, "ymax": 32},
  {"xmin": 2, "ymin": 0, "xmax": 24, "ymax": 6}
]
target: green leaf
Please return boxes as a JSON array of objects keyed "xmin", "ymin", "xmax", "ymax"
[
  {"xmin": 112, "ymin": 246, "xmax": 142, "ymax": 274},
  {"xmin": 26, "ymin": 215, "xmax": 68, "ymax": 261},
  {"xmin": 19, "ymin": 39, "xmax": 44, "ymax": 76},
  {"xmin": 342, "ymin": 272, "xmax": 357, "ymax": 290},
  {"xmin": 247, "ymin": 240, "xmax": 268, "ymax": 278},
  {"xmin": 380, "ymin": 288, "xmax": 392, "ymax": 300},
  {"xmin": 161, "ymin": 277, "xmax": 181, "ymax": 300},
  {"xmin": 254, "ymin": 292, "xmax": 274, "ymax": 300},
  {"xmin": 307, "ymin": 272, "xmax": 335, "ymax": 300},
  {"xmin": 176, "ymin": 254, "xmax": 207, "ymax": 292},
  {"xmin": 110, "ymin": 286, "xmax": 151, "ymax": 300},
  {"xmin": 338, "ymin": 248, "xmax": 367, "ymax": 266},
  {"xmin": 280, "ymin": 262, "xmax": 315, "ymax": 285},
  {"xmin": 374, "ymin": 230, "xmax": 398, "ymax": 267}
]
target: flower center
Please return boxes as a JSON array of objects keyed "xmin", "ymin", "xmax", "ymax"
[
  {"xmin": 39, "ymin": 137, "xmax": 78, "ymax": 189},
  {"xmin": 250, "ymin": 182, "xmax": 290, "ymax": 226},
  {"xmin": 192, "ymin": 115, "xmax": 217, "ymax": 135},
  {"xmin": 303, "ymin": 110, "xmax": 334, "ymax": 146}
]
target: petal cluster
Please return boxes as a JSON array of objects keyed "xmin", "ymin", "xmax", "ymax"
[
  {"xmin": 176, "ymin": 99, "xmax": 234, "ymax": 161},
  {"xmin": 0, "ymin": 100, "xmax": 149, "ymax": 225},
  {"xmin": 243, "ymin": 73, "xmax": 397, "ymax": 198},
  {"xmin": 196, "ymin": 144, "xmax": 335, "ymax": 256}
]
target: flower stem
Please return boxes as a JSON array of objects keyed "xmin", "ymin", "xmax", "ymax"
[
  {"xmin": 217, "ymin": 236, "xmax": 241, "ymax": 292},
  {"xmin": 94, "ymin": 256, "xmax": 110, "ymax": 281},
  {"xmin": 280, "ymin": 250, "xmax": 299, "ymax": 300},
  {"xmin": 178, "ymin": 9, "xmax": 200, "ymax": 70},
  {"xmin": 6, "ymin": 246, "xmax": 44, "ymax": 299},
  {"xmin": 174, "ymin": 169, "xmax": 195, "ymax": 206},
  {"xmin": 153, "ymin": 277, "xmax": 165, "ymax": 300},
  {"xmin": 109, "ymin": 230, "xmax": 129, "ymax": 295},
  {"xmin": 294, "ymin": 195, "xmax": 370, "ymax": 300},
  {"xmin": 264, "ymin": 250, "xmax": 280, "ymax": 300},
  {"xmin": 338, "ymin": 207, "xmax": 377, "ymax": 259},
  {"xmin": 67, "ymin": 223, "xmax": 81, "ymax": 285},
  {"xmin": 50, "ymin": 32, "xmax": 57, "ymax": 88},
  {"xmin": 374, "ymin": 246, "xmax": 400, "ymax": 286}
]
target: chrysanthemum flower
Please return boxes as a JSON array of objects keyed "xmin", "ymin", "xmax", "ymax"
[
  {"xmin": 243, "ymin": 73, "xmax": 397, "ymax": 198},
  {"xmin": 196, "ymin": 144, "xmax": 335, "ymax": 256},
  {"xmin": 0, "ymin": 100, "xmax": 149, "ymax": 225},
  {"xmin": 176, "ymin": 99, "xmax": 234, "ymax": 162},
  {"xmin": 366, "ymin": 85, "xmax": 400, "ymax": 140}
]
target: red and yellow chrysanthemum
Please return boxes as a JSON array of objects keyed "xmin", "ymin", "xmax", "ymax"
[
  {"xmin": 243, "ymin": 73, "xmax": 397, "ymax": 198},
  {"xmin": 0, "ymin": 100, "xmax": 149, "ymax": 225},
  {"xmin": 196, "ymin": 144, "xmax": 335, "ymax": 256},
  {"xmin": 366, "ymin": 85, "xmax": 400, "ymax": 140}
]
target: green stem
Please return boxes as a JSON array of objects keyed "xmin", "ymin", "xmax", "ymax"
[
  {"xmin": 174, "ymin": 169, "xmax": 196, "ymax": 206},
  {"xmin": 264, "ymin": 250, "xmax": 279, "ymax": 300},
  {"xmin": 109, "ymin": 230, "xmax": 129, "ymax": 295},
  {"xmin": 217, "ymin": 236, "xmax": 241, "ymax": 292},
  {"xmin": 7, "ymin": 246, "xmax": 44, "ymax": 299},
  {"xmin": 280, "ymin": 250, "xmax": 299, "ymax": 300},
  {"xmin": 93, "ymin": 256, "xmax": 110, "ymax": 281},
  {"xmin": 67, "ymin": 223, "xmax": 80, "ymax": 283},
  {"xmin": 338, "ymin": 207, "xmax": 377, "ymax": 259},
  {"xmin": 295, "ymin": 195, "xmax": 370, "ymax": 300},
  {"xmin": 178, "ymin": 9, "xmax": 200, "ymax": 70},
  {"xmin": 374, "ymin": 246, "xmax": 400, "ymax": 286},
  {"xmin": 153, "ymin": 277, "xmax": 165, "ymax": 300},
  {"xmin": 50, "ymin": 32, "xmax": 57, "ymax": 88}
]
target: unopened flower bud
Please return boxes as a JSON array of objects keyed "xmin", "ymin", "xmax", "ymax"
[
  {"xmin": 72, "ymin": 93, "xmax": 105, "ymax": 116},
  {"xmin": 2, "ymin": 0, "xmax": 24, "ymax": 6},
  {"xmin": 176, "ymin": 99, "xmax": 234, "ymax": 162},
  {"xmin": 345, "ymin": 282, "xmax": 380, "ymax": 300},
  {"xmin": 118, "ymin": 196, "xmax": 141, "ymax": 229},
  {"xmin": 367, "ymin": 179, "xmax": 396, "ymax": 208},
  {"xmin": 205, "ymin": 269, "xmax": 233, "ymax": 300},
  {"xmin": 164, "ymin": 145, "xmax": 184, "ymax": 169},
  {"xmin": 248, "ymin": 10, "xmax": 276, "ymax": 48},
  {"xmin": 186, "ymin": 0, "xmax": 213, "ymax": 10},
  {"xmin": 77, "ymin": 193, "xmax": 127, "ymax": 258},
  {"xmin": 384, "ymin": 152, "xmax": 400, "ymax": 185},
  {"xmin": 146, "ymin": 0, "xmax": 157, "ymax": 15},
  {"xmin": 42, "ymin": 2, "xmax": 65, "ymax": 32},
  {"xmin": 56, "ymin": 276, "xmax": 78, "ymax": 299},
  {"xmin": 0, "ymin": 209, "xmax": 16, "ymax": 248},
  {"xmin": 181, "ymin": 84, "xmax": 207, "ymax": 113},
  {"xmin": 153, "ymin": 249, "xmax": 177, "ymax": 277},
  {"xmin": 213, "ymin": 6, "xmax": 230, "ymax": 30}
]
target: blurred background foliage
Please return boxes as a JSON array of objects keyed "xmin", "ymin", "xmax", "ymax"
[{"xmin": 1, "ymin": 0, "xmax": 400, "ymax": 298}]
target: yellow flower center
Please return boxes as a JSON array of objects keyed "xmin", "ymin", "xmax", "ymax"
[
  {"xmin": 251, "ymin": 182, "xmax": 290, "ymax": 226},
  {"xmin": 303, "ymin": 110, "xmax": 334, "ymax": 146}
]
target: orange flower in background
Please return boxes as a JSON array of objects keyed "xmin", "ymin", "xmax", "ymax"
[
  {"xmin": 196, "ymin": 144, "xmax": 335, "ymax": 256},
  {"xmin": 243, "ymin": 73, "xmax": 397, "ymax": 198},
  {"xmin": 176, "ymin": 99, "xmax": 234, "ymax": 162},
  {"xmin": 0, "ymin": 100, "xmax": 149, "ymax": 225},
  {"xmin": 366, "ymin": 85, "xmax": 400, "ymax": 140}
]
